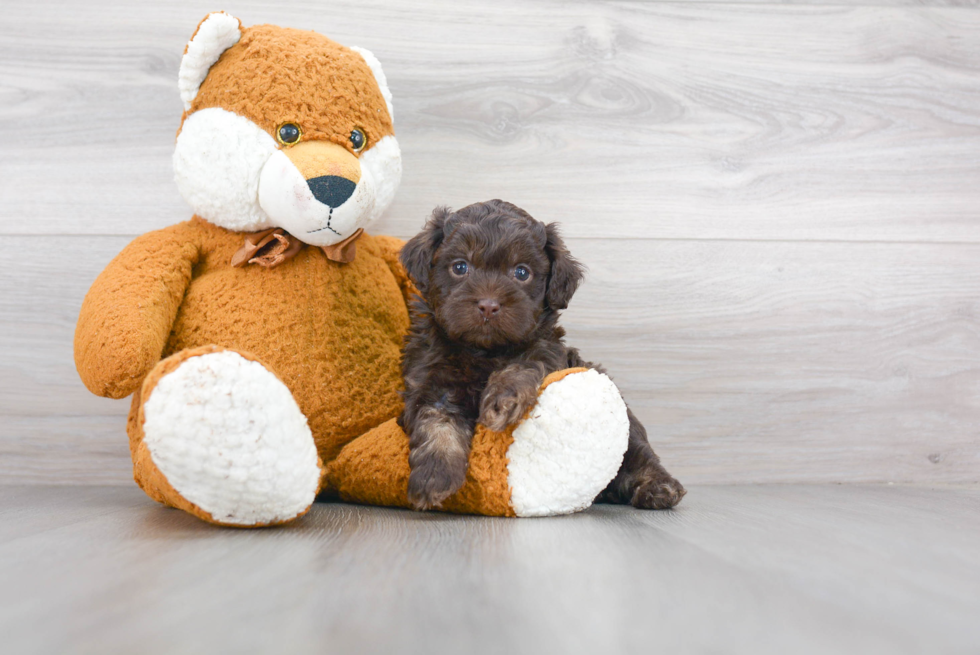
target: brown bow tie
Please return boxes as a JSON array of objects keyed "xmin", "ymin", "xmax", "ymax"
[{"xmin": 231, "ymin": 227, "xmax": 364, "ymax": 268}]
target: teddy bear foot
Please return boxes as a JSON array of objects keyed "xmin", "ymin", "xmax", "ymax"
[
  {"xmin": 504, "ymin": 368, "xmax": 629, "ymax": 517},
  {"xmin": 133, "ymin": 347, "xmax": 323, "ymax": 527}
]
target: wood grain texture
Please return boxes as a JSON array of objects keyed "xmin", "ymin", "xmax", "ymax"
[
  {"xmin": 1, "ymin": 484, "xmax": 978, "ymax": 654},
  {"xmin": 3, "ymin": 236, "xmax": 978, "ymax": 484},
  {"xmin": 2, "ymin": 1, "xmax": 980, "ymax": 241},
  {"xmin": 0, "ymin": 416, "xmax": 130, "ymax": 486}
]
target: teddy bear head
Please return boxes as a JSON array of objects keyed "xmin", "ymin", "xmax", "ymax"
[{"xmin": 173, "ymin": 12, "xmax": 401, "ymax": 246}]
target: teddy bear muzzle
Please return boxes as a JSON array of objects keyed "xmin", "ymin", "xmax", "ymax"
[{"xmin": 258, "ymin": 139, "xmax": 376, "ymax": 247}]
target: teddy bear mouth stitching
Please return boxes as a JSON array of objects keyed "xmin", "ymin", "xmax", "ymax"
[{"xmin": 307, "ymin": 208, "xmax": 343, "ymax": 236}]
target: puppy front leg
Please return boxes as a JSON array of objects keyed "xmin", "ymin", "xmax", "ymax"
[
  {"xmin": 406, "ymin": 403, "xmax": 474, "ymax": 510},
  {"xmin": 597, "ymin": 408, "xmax": 686, "ymax": 509},
  {"xmin": 479, "ymin": 362, "xmax": 547, "ymax": 432}
]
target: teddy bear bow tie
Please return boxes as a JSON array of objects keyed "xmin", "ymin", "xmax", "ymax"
[{"xmin": 231, "ymin": 227, "xmax": 364, "ymax": 268}]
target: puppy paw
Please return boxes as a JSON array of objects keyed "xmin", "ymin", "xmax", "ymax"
[
  {"xmin": 479, "ymin": 367, "xmax": 542, "ymax": 431},
  {"xmin": 631, "ymin": 475, "xmax": 686, "ymax": 510},
  {"xmin": 479, "ymin": 390, "xmax": 529, "ymax": 432},
  {"xmin": 407, "ymin": 455, "xmax": 467, "ymax": 510}
]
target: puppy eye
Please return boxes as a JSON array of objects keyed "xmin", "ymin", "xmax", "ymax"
[
  {"xmin": 451, "ymin": 260, "xmax": 469, "ymax": 276},
  {"xmin": 350, "ymin": 128, "xmax": 367, "ymax": 152},
  {"xmin": 277, "ymin": 123, "xmax": 302, "ymax": 145},
  {"xmin": 514, "ymin": 265, "xmax": 531, "ymax": 281}
]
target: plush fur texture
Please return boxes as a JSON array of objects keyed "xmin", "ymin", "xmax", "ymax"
[
  {"xmin": 129, "ymin": 345, "xmax": 325, "ymax": 527},
  {"xmin": 349, "ymin": 46, "xmax": 394, "ymax": 121},
  {"xmin": 173, "ymin": 15, "xmax": 401, "ymax": 243},
  {"xmin": 258, "ymin": 144, "xmax": 377, "ymax": 246},
  {"xmin": 174, "ymin": 108, "xmax": 279, "ymax": 232},
  {"xmin": 398, "ymin": 200, "xmax": 686, "ymax": 511},
  {"xmin": 507, "ymin": 368, "xmax": 628, "ymax": 516},
  {"xmin": 76, "ymin": 218, "xmax": 413, "ymax": 464},
  {"xmin": 185, "ymin": 23, "xmax": 394, "ymax": 151},
  {"xmin": 142, "ymin": 349, "xmax": 321, "ymax": 526},
  {"xmin": 179, "ymin": 12, "xmax": 242, "ymax": 111},
  {"xmin": 75, "ymin": 14, "xmax": 640, "ymax": 526}
]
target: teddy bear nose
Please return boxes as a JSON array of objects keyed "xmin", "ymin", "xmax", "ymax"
[
  {"xmin": 477, "ymin": 299, "xmax": 501, "ymax": 320},
  {"xmin": 307, "ymin": 175, "xmax": 356, "ymax": 208}
]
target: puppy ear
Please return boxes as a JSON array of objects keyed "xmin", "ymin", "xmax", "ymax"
[
  {"xmin": 544, "ymin": 223, "xmax": 585, "ymax": 310},
  {"xmin": 401, "ymin": 206, "xmax": 452, "ymax": 292}
]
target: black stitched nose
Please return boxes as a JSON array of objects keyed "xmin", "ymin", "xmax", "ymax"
[{"xmin": 307, "ymin": 176, "xmax": 356, "ymax": 208}]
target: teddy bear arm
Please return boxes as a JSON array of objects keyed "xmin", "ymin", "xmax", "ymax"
[{"xmin": 74, "ymin": 226, "xmax": 201, "ymax": 399}]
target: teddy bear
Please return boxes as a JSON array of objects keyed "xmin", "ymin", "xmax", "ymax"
[{"xmin": 73, "ymin": 12, "xmax": 631, "ymax": 527}]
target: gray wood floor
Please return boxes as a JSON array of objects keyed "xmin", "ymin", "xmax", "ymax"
[
  {"xmin": 2, "ymin": 484, "xmax": 977, "ymax": 655},
  {"xmin": 3, "ymin": 5, "xmax": 977, "ymax": 653}
]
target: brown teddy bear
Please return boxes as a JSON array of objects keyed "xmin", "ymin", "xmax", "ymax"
[{"xmin": 74, "ymin": 12, "xmax": 630, "ymax": 526}]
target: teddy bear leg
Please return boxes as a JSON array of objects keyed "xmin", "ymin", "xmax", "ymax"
[
  {"xmin": 129, "ymin": 345, "xmax": 324, "ymax": 527},
  {"xmin": 325, "ymin": 367, "xmax": 629, "ymax": 517}
]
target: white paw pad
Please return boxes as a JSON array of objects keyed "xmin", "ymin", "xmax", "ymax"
[
  {"xmin": 142, "ymin": 351, "xmax": 320, "ymax": 525},
  {"xmin": 507, "ymin": 369, "xmax": 629, "ymax": 517}
]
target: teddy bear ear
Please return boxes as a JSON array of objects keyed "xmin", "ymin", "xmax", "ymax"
[
  {"xmin": 178, "ymin": 12, "xmax": 243, "ymax": 111},
  {"xmin": 350, "ymin": 46, "xmax": 395, "ymax": 123}
]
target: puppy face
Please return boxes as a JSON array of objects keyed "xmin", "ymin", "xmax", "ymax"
[{"xmin": 401, "ymin": 200, "xmax": 584, "ymax": 349}]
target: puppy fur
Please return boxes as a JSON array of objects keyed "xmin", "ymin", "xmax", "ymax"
[{"xmin": 398, "ymin": 199, "xmax": 685, "ymax": 511}]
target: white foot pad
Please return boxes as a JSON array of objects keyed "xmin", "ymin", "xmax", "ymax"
[
  {"xmin": 143, "ymin": 351, "xmax": 321, "ymax": 525},
  {"xmin": 507, "ymin": 369, "xmax": 629, "ymax": 517}
]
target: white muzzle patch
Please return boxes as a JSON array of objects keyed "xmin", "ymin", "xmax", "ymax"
[
  {"xmin": 257, "ymin": 135, "xmax": 401, "ymax": 246},
  {"xmin": 174, "ymin": 107, "xmax": 402, "ymax": 242},
  {"xmin": 258, "ymin": 150, "xmax": 375, "ymax": 247}
]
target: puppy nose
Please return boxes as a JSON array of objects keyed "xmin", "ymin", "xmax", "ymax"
[
  {"xmin": 307, "ymin": 176, "xmax": 356, "ymax": 208},
  {"xmin": 477, "ymin": 299, "xmax": 500, "ymax": 320}
]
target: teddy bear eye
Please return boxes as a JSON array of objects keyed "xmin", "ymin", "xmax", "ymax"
[
  {"xmin": 277, "ymin": 123, "xmax": 301, "ymax": 145},
  {"xmin": 514, "ymin": 265, "xmax": 531, "ymax": 281},
  {"xmin": 451, "ymin": 260, "xmax": 469, "ymax": 276},
  {"xmin": 350, "ymin": 128, "xmax": 367, "ymax": 152}
]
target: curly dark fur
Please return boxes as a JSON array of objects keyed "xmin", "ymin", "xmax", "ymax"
[{"xmin": 398, "ymin": 199, "xmax": 685, "ymax": 511}]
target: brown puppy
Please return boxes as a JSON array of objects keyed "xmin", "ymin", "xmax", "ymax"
[{"xmin": 398, "ymin": 199, "xmax": 685, "ymax": 511}]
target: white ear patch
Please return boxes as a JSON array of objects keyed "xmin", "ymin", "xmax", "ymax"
[
  {"xmin": 350, "ymin": 46, "xmax": 394, "ymax": 123},
  {"xmin": 179, "ymin": 12, "xmax": 242, "ymax": 111}
]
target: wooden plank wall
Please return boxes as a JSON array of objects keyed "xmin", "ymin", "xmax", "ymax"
[{"xmin": 2, "ymin": 0, "xmax": 978, "ymax": 485}]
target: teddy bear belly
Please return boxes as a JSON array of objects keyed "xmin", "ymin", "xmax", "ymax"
[{"xmin": 162, "ymin": 250, "xmax": 410, "ymax": 464}]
